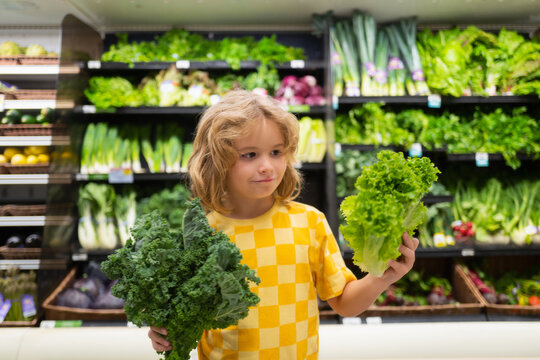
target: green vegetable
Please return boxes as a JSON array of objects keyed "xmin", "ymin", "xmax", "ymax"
[
  {"xmin": 340, "ymin": 150, "xmax": 439, "ymax": 276},
  {"xmin": 101, "ymin": 198, "xmax": 260, "ymax": 360},
  {"xmin": 84, "ymin": 77, "xmax": 143, "ymax": 110},
  {"xmin": 25, "ymin": 44, "xmax": 47, "ymax": 56},
  {"xmin": 0, "ymin": 41, "xmax": 22, "ymax": 55}
]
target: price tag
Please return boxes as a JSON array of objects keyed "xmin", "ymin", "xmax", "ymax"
[
  {"xmin": 87, "ymin": 60, "xmax": 101, "ymax": 69},
  {"xmin": 22, "ymin": 294, "xmax": 37, "ymax": 318},
  {"xmin": 108, "ymin": 168, "xmax": 134, "ymax": 184},
  {"xmin": 365, "ymin": 316, "xmax": 382, "ymax": 325},
  {"xmin": 54, "ymin": 320, "xmax": 83, "ymax": 327},
  {"xmin": 475, "ymin": 152, "xmax": 489, "ymax": 167},
  {"xmin": 0, "ymin": 94, "xmax": 5, "ymax": 112},
  {"xmin": 290, "ymin": 60, "xmax": 305, "ymax": 69},
  {"xmin": 461, "ymin": 248, "xmax": 475, "ymax": 257},
  {"xmin": 175, "ymin": 60, "xmax": 190, "ymax": 69},
  {"xmin": 408, "ymin": 143, "xmax": 423, "ymax": 158},
  {"xmin": 76, "ymin": 173, "xmax": 89, "ymax": 181},
  {"xmin": 40, "ymin": 320, "xmax": 56, "ymax": 328},
  {"xmin": 72, "ymin": 252, "xmax": 88, "ymax": 261},
  {"xmin": 332, "ymin": 95, "xmax": 338, "ymax": 110},
  {"xmin": 334, "ymin": 143, "xmax": 342, "ymax": 157},
  {"xmin": 342, "ymin": 317, "xmax": 362, "ymax": 325},
  {"xmin": 82, "ymin": 105, "xmax": 96, "ymax": 114},
  {"xmin": 427, "ymin": 94, "xmax": 441, "ymax": 108},
  {"xmin": 433, "ymin": 233, "xmax": 447, "ymax": 248}
]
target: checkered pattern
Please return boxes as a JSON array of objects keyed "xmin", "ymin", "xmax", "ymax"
[{"xmin": 198, "ymin": 201, "xmax": 356, "ymax": 359}]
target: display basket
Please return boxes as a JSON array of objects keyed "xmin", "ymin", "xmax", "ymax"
[
  {"xmin": 12, "ymin": 89, "xmax": 56, "ymax": 100},
  {"xmin": 2, "ymin": 163, "xmax": 49, "ymax": 174},
  {"xmin": 0, "ymin": 55, "xmax": 58, "ymax": 65},
  {"xmin": 0, "ymin": 246, "xmax": 42, "ymax": 260},
  {"xmin": 42, "ymin": 267, "xmax": 126, "ymax": 321},
  {"xmin": 0, "ymin": 123, "xmax": 67, "ymax": 136},
  {"xmin": 0, "ymin": 317, "xmax": 39, "ymax": 327},
  {"xmin": 360, "ymin": 264, "xmax": 485, "ymax": 317},
  {"xmin": 0, "ymin": 204, "xmax": 47, "ymax": 216},
  {"xmin": 460, "ymin": 258, "xmax": 540, "ymax": 318}
]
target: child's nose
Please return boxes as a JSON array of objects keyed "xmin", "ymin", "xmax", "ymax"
[{"xmin": 258, "ymin": 155, "xmax": 272, "ymax": 172}]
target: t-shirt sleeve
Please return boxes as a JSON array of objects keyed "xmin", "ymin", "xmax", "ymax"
[{"xmin": 311, "ymin": 212, "xmax": 357, "ymax": 301}]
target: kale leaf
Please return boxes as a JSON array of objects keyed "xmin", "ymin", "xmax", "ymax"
[{"xmin": 101, "ymin": 198, "xmax": 260, "ymax": 360}]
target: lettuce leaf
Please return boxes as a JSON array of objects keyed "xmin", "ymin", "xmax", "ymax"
[{"xmin": 340, "ymin": 151, "xmax": 439, "ymax": 276}]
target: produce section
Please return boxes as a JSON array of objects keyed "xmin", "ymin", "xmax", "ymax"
[{"xmin": 0, "ymin": 3, "xmax": 539, "ymax": 356}]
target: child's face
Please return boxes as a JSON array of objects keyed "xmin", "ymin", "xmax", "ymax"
[{"xmin": 226, "ymin": 118, "xmax": 287, "ymax": 206}]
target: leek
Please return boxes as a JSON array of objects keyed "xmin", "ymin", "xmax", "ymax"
[
  {"xmin": 352, "ymin": 11, "xmax": 377, "ymax": 96},
  {"xmin": 181, "ymin": 143, "xmax": 193, "ymax": 172},
  {"xmin": 80, "ymin": 123, "xmax": 96, "ymax": 174},
  {"xmin": 386, "ymin": 27, "xmax": 406, "ymax": 96}
]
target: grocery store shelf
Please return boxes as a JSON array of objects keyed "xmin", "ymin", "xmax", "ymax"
[
  {"xmin": 0, "ymin": 135, "xmax": 70, "ymax": 146},
  {"xmin": 74, "ymin": 104, "xmax": 326, "ymax": 115},
  {"xmin": 0, "ymin": 65, "xmax": 79, "ymax": 75},
  {"xmin": 337, "ymin": 195, "xmax": 453, "ymax": 206},
  {"xmin": 82, "ymin": 60, "xmax": 325, "ymax": 71},
  {"xmin": 0, "ymin": 215, "xmax": 73, "ymax": 227},
  {"xmin": 0, "ymin": 174, "xmax": 72, "ymax": 185},
  {"xmin": 447, "ymin": 153, "xmax": 537, "ymax": 162},
  {"xmin": 75, "ymin": 172, "xmax": 188, "ymax": 182},
  {"xmin": 0, "ymin": 259, "xmax": 40, "ymax": 270},
  {"xmin": 3, "ymin": 100, "xmax": 74, "ymax": 110},
  {"xmin": 338, "ymin": 95, "xmax": 540, "ymax": 105},
  {"xmin": 342, "ymin": 244, "xmax": 540, "ymax": 259}
]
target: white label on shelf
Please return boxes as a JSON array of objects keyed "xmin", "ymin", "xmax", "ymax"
[
  {"xmin": 332, "ymin": 95, "xmax": 338, "ymax": 110},
  {"xmin": 176, "ymin": 60, "xmax": 190, "ymax": 69},
  {"xmin": 72, "ymin": 252, "xmax": 88, "ymax": 262},
  {"xmin": 82, "ymin": 105, "xmax": 96, "ymax": 114},
  {"xmin": 40, "ymin": 320, "xmax": 56, "ymax": 328},
  {"xmin": 334, "ymin": 143, "xmax": 342, "ymax": 157},
  {"xmin": 409, "ymin": 143, "xmax": 423, "ymax": 158},
  {"xmin": 342, "ymin": 317, "xmax": 362, "ymax": 325},
  {"xmin": 108, "ymin": 168, "xmax": 134, "ymax": 184},
  {"xmin": 365, "ymin": 316, "xmax": 382, "ymax": 325},
  {"xmin": 427, "ymin": 94, "xmax": 441, "ymax": 108},
  {"xmin": 461, "ymin": 248, "xmax": 475, "ymax": 257},
  {"xmin": 0, "ymin": 94, "xmax": 4, "ymax": 112},
  {"xmin": 87, "ymin": 60, "xmax": 101, "ymax": 69},
  {"xmin": 475, "ymin": 152, "xmax": 489, "ymax": 167},
  {"xmin": 290, "ymin": 60, "xmax": 305, "ymax": 69}
]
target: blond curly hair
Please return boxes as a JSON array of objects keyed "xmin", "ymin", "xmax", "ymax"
[{"xmin": 188, "ymin": 90, "xmax": 303, "ymax": 214}]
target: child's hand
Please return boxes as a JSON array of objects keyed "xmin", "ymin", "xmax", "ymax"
[
  {"xmin": 148, "ymin": 326, "xmax": 172, "ymax": 352},
  {"xmin": 381, "ymin": 232, "xmax": 419, "ymax": 285}
]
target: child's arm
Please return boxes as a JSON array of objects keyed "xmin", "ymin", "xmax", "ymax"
[{"xmin": 327, "ymin": 232, "xmax": 419, "ymax": 317}]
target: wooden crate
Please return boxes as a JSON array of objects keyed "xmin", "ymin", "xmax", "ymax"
[
  {"xmin": 42, "ymin": 267, "xmax": 126, "ymax": 321},
  {"xmin": 360, "ymin": 264, "xmax": 485, "ymax": 317}
]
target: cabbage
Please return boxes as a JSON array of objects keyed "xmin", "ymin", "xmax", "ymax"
[
  {"xmin": 25, "ymin": 44, "xmax": 47, "ymax": 56},
  {"xmin": 0, "ymin": 41, "xmax": 22, "ymax": 56},
  {"xmin": 340, "ymin": 150, "xmax": 440, "ymax": 276}
]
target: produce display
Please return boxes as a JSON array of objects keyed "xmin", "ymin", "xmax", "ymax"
[
  {"xmin": 0, "ymin": 268, "xmax": 37, "ymax": 323},
  {"xmin": 335, "ymin": 102, "xmax": 540, "ymax": 169},
  {"xmin": 0, "ymin": 40, "xmax": 57, "ymax": 57},
  {"xmin": 0, "ymin": 231, "xmax": 42, "ymax": 249},
  {"xmin": 100, "ymin": 29, "xmax": 305, "ymax": 69},
  {"xmin": 53, "ymin": 261, "xmax": 124, "ymax": 310},
  {"xmin": 77, "ymin": 183, "xmax": 191, "ymax": 250},
  {"xmin": 80, "ymin": 122, "xmax": 192, "ymax": 174},
  {"xmin": 376, "ymin": 269, "xmax": 455, "ymax": 306},
  {"xmin": 340, "ymin": 150, "xmax": 439, "ymax": 276},
  {"xmin": 462, "ymin": 264, "xmax": 540, "ymax": 306},
  {"xmin": 313, "ymin": 11, "xmax": 429, "ymax": 97},
  {"xmin": 418, "ymin": 26, "xmax": 540, "ymax": 97},
  {"xmin": 297, "ymin": 116, "xmax": 327, "ymax": 163},
  {"xmin": 101, "ymin": 198, "xmax": 260, "ymax": 360},
  {"xmin": 1, "ymin": 108, "xmax": 54, "ymax": 125},
  {"xmin": 84, "ymin": 66, "xmax": 324, "ymax": 110},
  {"xmin": 0, "ymin": 145, "xmax": 50, "ymax": 165}
]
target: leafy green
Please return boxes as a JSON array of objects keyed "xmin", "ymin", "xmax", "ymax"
[
  {"xmin": 340, "ymin": 150, "xmax": 439, "ymax": 276},
  {"xmin": 101, "ymin": 198, "xmax": 260, "ymax": 360},
  {"xmin": 84, "ymin": 77, "xmax": 143, "ymax": 109}
]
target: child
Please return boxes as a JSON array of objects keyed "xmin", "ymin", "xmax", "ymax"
[{"xmin": 148, "ymin": 90, "xmax": 418, "ymax": 359}]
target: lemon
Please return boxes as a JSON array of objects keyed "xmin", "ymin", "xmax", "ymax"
[
  {"xmin": 3, "ymin": 147, "xmax": 21, "ymax": 161},
  {"xmin": 0, "ymin": 154, "xmax": 6, "ymax": 164},
  {"xmin": 37, "ymin": 153, "xmax": 50, "ymax": 163},
  {"xmin": 26, "ymin": 155, "xmax": 38, "ymax": 165},
  {"xmin": 26, "ymin": 146, "xmax": 48, "ymax": 156},
  {"xmin": 11, "ymin": 154, "xmax": 27, "ymax": 165}
]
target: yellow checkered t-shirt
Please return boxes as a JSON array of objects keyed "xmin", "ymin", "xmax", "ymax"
[{"xmin": 198, "ymin": 201, "xmax": 356, "ymax": 360}]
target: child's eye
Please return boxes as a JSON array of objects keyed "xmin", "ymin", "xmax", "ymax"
[
  {"xmin": 271, "ymin": 149, "xmax": 283, "ymax": 156},
  {"xmin": 241, "ymin": 152, "xmax": 256, "ymax": 159}
]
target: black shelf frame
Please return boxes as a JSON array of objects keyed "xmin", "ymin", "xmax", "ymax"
[
  {"xmin": 338, "ymin": 95, "xmax": 540, "ymax": 105},
  {"xmin": 82, "ymin": 60, "xmax": 326, "ymax": 71}
]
